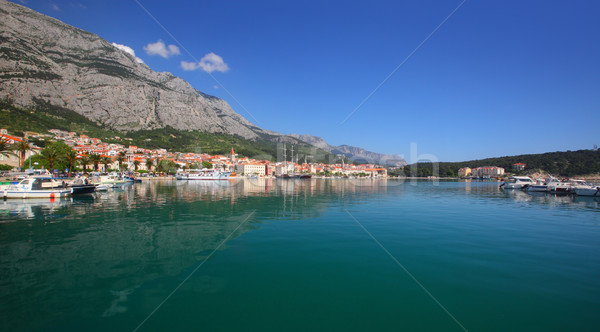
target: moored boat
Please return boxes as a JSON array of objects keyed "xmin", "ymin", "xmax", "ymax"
[
  {"xmin": 524, "ymin": 178, "xmax": 548, "ymax": 192},
  {"xmin": 90, "ymin": 174, "xmax": 128, "ymax": 188},
  {"xmin": 1, "ymin": 176, "xmax": 72, "ymax": 199},
  {"xmin": 569, "ymin": 179, "xmax": 600, "ymax": 196},
  {"xmin": 68, "ymin": 177, "xmax": 96, "ymax": 195},
  {"xmin": 573, "ymin": 186, "xmax": 600, "ymax": 197},
  {"xmin": 545, "ymin": 176, "xmax": 571, "ymax": 194},
  {"xmin": 279, "ymin": 174, "xmax": 312, "ymax": 179},
  {"xmin": 176, "ymin": 169, "xmax": 232, "ymax": 180},
  {"xmin": 500, "ymin": 176, "xmax": 535, "ymax": 189}
]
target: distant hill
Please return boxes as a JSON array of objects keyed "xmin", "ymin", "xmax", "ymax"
[
  {"xmin": 397, "ymin": 150, "xmax": 600, "ymax": 177},
  {"xmin": 289, "ymin": 134, "xmax": 406, "ymax": 166}
]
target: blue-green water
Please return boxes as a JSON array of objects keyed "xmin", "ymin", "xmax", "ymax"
[{"xmin": 1, "ymin": 179, "xmax": 599, "ymax": 331}]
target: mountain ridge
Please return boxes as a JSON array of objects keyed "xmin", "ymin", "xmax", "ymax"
[
  {"xmin": 0, "ymin": 1, "xmax": 403, "ymax": 165},
  {"xmin": 288, "ymin": 134, "xmax": 406, "ymax": 166},
  {"xmin": 0, "ymin": 0, "xmax": 269, "ymax": 139}
]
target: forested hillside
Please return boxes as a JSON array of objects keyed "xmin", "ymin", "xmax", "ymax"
[{"xmin": 395, "ymin": 150, "xmax": 600, "ymax": 177}]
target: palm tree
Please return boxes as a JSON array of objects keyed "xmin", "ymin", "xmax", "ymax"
[
  {"xmin": 100, "ymin": 156, "xmax": 112, "ymax": 172},
  {"xmin": 15, "ymin": 140, "xmax": 30, "ymax": 169},
  {"xmin": 133, "ymin": 159, "xmax": 140, "ymax": 172},
  {"xmin": 90, "ymin": 154, "xmax": 101, "ymax": 172},
  {"xmin": 145, "ymin": 158, "xmax": 154, "ymax": 173},
  {"xmin": 0, "ymin": 137, "xmax": 14, "ymax": 159},
  {"xmin": 63, "ymin": 149, "xmax": 78, "ymax": 177},
  {"xmin": 116, "ymin": 152, "xmax": 126, "ymax": 171},
  {"xmin": 41, "ymin": 146, "xmax": 59, "ymax": 172},
  {"xmin": 80, "ymin": 155, "xmax": 91, "ymax": 173}
]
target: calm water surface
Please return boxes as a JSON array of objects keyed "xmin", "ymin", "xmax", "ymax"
[{"xmin": 1, "ymin": 179, "xmax": 599, "ymax": 331}]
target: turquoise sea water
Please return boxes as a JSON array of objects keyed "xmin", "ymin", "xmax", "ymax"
[{"xmin": 1, "ymin": 179, "xmax": 599, "ymax": 331}]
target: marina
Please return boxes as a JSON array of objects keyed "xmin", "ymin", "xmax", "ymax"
[
  {"xmin": 0, "ymin": 1, "xmax": 598, "ymax": 331},
  {"xmin": 1, "ymin": 179, "xmax": 599, "ymax": 331},
  {"xmin": 501, "ymin": 176, "xmax": 600, "ymax": 196}
]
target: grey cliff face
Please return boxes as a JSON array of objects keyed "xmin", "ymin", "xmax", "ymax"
[
  {"xmin": 0, "ymin": 1, "xmax": 263, "ymax": 138},
  {"xmin": 289, "ymin": 134, "xmax": 406, "ymax": 166}
]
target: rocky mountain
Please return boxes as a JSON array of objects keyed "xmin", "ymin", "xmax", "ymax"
[
  {"xmin": 0, "ymin": 1, "xmax": 270, "ymax": 139},
  {"xmin": 0, "ymin": 1, "xmax": 404, "ymax": 165},
  {"xmin": 289, "ymin": 134, "xmax": 406, "ymax": 166}
]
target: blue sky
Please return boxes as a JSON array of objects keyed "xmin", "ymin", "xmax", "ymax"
[{"xmin": 14, "ymin": 0, "xmax": 600, "ymax": 162}]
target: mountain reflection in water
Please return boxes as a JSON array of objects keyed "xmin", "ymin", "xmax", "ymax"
[{"xmin": 0, "ymin": 179, "xmax": 598, "ymax": 331}]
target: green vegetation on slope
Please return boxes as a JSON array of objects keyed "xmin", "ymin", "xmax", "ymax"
[
  {"xmin": 395, "ymin": 149, "xmax": 600, "ymax": 177},
  {"xmin": 0, "ymin": 99, "xmax": 116, "ymax": 140},
  {"xmin": 0, "ymin": 99, "xmax": 337, "ymax": 162}
]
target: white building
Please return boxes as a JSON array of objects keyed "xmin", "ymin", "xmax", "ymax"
[
  {"xmin": 471, "ymin": 166, "xmax": 505, "ymax": 178},
  {"xmin": 236, "ymin": 163, "xmax": 266, "ymax": 176}
]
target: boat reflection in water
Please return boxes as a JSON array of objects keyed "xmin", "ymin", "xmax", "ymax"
[
  {"xmin": 501, "ymin": 184, "xmax": 600, "ymax": 209},
  {"xmin": 0, "ymin": 197, "xmax": 73, "ymax": 220}
]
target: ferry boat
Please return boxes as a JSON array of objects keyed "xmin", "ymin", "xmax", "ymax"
[
  {"xmin": 1, "ymin": 176, "xmax": 72, "ymax": 199},
  {"xmin": 500, "ymin": 176, "xmax": 535, "ymax": 189},
  {"xmin": 176, "ymin": 169, "xmax": 232, "ymax": 180}
]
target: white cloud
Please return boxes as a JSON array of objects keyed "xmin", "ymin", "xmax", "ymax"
[
  {"xmin": 213, "ymin": 85, "xmax": 219, "ymax": 89},
  {"xmin": 143, "ymin": 40, "xmax": 180, "ymax": 58},
  {"xmin": 111, "ymin": 42, "xmax": 144, "ymax": 64},
  {"xmin": 70, "ymin": 2, "xmax": 86, "ymax": 9},
  {"xmin": 181, "ymin": 61, "xmax": 198, "ymax": 71},
  {"xmin": 180, "ymin": 52, "xmax": 230, "ymax": 73},
  {"xmin": 50, "ymin": 2, "xmax": 60, "ymax": 11}
]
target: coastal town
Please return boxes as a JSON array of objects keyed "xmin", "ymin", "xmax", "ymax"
[{"xmin": 0, "ymin": 128, "xmax": 389, "ymax": 178}]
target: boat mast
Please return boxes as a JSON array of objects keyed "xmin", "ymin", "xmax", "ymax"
[
  {"xmin": 283, "ymin": 143, "xmax": 287, "ymax": 175},
  {"xmin": 290, "ymin": 145, "xmax": 294, "ymax": 174}
]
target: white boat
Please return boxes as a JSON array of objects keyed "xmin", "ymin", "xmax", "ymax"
[
  {"xmin": 524, "ymin": 178, "xmax": 548, "ymax": 192},
  {"xmin": 500, "ymin": 176, "xmax": 535, "ymax": 189},
  {"xmin": 570, "ymin": 179, "xmax": 600, "ymax": 196},
  {"xmin": 573, "ymin": 186, "xmax": 600, "ymax": 197},
  {"xmin": 545, "ymin": 176, "xmax": 571, "ymax": 194},
  {"xmin": 1, "ymin": 176, "xmax": 72, "ymax": 199},
  {"xmin": 524, "ymin": 176, "xmax": 572, "ymax": 193},
  {"xmin": 90, "ymin": 174, "xmax": 127, "ymax": 188},
  {"xmin": 176, "ymin": 169, "xmax": 232, "ymax": 180},
  {"xmin": 95, "ymin": 184, "xmax": 110, "ymax": 191}
]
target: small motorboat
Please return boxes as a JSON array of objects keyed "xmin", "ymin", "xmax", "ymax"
[
  {"xmin": 1, "ymin": 176, "xmax": 72, "ymax": 199},
  {"xmin": 570, "ymin": 179, "xmax": 600, "ymax": 196},
  {"xmin": 68, "ymin": 177, "xmax": 96, "ymax": 195},
  {"xmin": 91, "ymin": 174, "xmax": 127, "ymax": 188},
  {"xmin": 500, "ymin": 176, "xmax": 535, "ymax": 189},
  {"xmin": 524, "ymin": 178, "xmax": 548, "ymax": 192},
  {"xmin": 573, "ymin": 186, "xmax": 600, "ymax": 197},
  {"xmin": 545, "ymin": 176, "xmax": 571, "ymax": 194},
  {"xmin": 176, "ymin": 169, "xmax": 232, "ymax": 180},
  {"xmin": 95, "ymin": 184, "xmax": 110, "ymax": 191}
]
